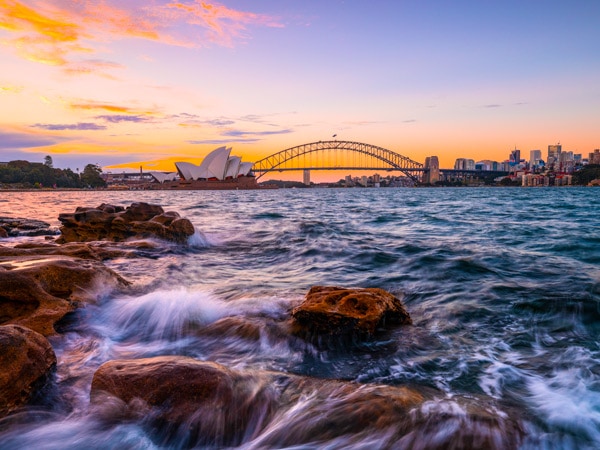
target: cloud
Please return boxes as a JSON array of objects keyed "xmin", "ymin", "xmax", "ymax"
[
  {"xmin": 96, "ymin": 114, "xmax": 150, "ymax": 123},
  {"xmin": 0, "ymin": 130, "xmax": 65, "ymax": 149},
  {"xmin": 0, "ymin": 84, "xmax": 23, "ymax": 93},
  {"xmin": 203, "ymin": 118, "xmax": 236, "ymax": 126},
  {"xmin": 163, "ymin": 1, "xmax": 283, "ymax": 47},
  {"xmin": 483, "ymin": 104, "xmax": 502, "ymax": 108},
  {"xmin": 0, "ymin": 1, "xmax": 84, "ymax": 65},
  {"xmin": 32, "ymin": 122, "xmax": 106, "ymax": 131},
  {"xmin": 0, "ymin": 1, "xmax": 282, "ymax": 72},
  {"xmin": 188, "ymin": 138, "xmax": 261, "ymax": 144},
  {"xmin": 222, "ymin": 129, "xmax": 293, "ymax": 137},
  {"xmin": 70, "ymin": 101, "xmax": 159, "ymax": 116},
  {"xmin": 402, "ymin": 119, "xmax": 417, "ymax": 123}
]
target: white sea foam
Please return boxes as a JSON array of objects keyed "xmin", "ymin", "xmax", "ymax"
[
  {"xmin": 98, "ymin": 288, "xmax": 228, "ymax": 341},
  {"xmin": 526, "ymin": 368, "xmax": 600, "ymax": 442}
]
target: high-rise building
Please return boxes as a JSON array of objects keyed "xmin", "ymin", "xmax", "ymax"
[
  {"xmin": 509, "ymin": 149, "xmax": 521, "ymax": 165},
  {"xmin": 590, "ymin": 149, "xmax": 600, "ymax": 165},
  {"xmin": 454, "ymin": 158, "xmax": 475, "ymax": 170},
  {"xmin": 548, "ymin": 144, "xmax": 562, "ymax": 166},
  {"xmin": 529, "ymin": 150, "xmax": 542, "ymax": 167}
]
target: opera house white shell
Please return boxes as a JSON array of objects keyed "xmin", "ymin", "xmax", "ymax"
[
  {"xmin": 174, "ymin": 147, "xmax": 254, "ymax": 181},
  {"xmin": 148, "ymin": 172, "xmax": 178, "ymax": 183}
]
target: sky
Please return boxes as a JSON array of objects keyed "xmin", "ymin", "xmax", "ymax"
[{"xmin": 1, "ymin": 0, "xmax": 599, "ymax": 181}]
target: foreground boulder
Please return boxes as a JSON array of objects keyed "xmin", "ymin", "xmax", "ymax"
[
  {"xmin": 90, "ymin": 356, "xmax": 522, "ymax": 449},
  {"xmin": 0, "ymin": 325, "xmax": 56, "ymax": 417},
  {"xmin": 0, "ymin": 256, "xmax": 129, "ymax": 336},
  {"xmin": 291, "ymin": 286, "xmax": 412, "ymax": 341},
  {"xmin": 57, "ymin": 202, "xmax": 195, "ymax": 244},
  {"xmin": 91, "ymin": 356, "xmax": 423, "ymax": 447}
]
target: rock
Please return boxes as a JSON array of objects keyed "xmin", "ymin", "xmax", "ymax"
[
  {"xmin": 91, "ymin": 356, "xmax": 279, "ymax": 447},
  {"xmin": 90, "ymin": 356, "xmax": 423, "ymax": 447},
  {"xmin": 0, "ymin": 324, "xmax": 56, "ymax": 417},
  {"xmin": 90, "ymin": 356, "xmax": 522, "ymax": 449},
  {"xmin": 291, "ymin": 286, "xmax": 412, "ymax": 340},
  {"xmin": 57, "ymin": 202, "xmax": 195, "ymax": 244},
  {"xmin": 0, "ymin": 256, "xmax": 129, "ymax": 336},
  {"xmin": 0, "ymin": 217, "xmax": 57, "ymax": 237}
]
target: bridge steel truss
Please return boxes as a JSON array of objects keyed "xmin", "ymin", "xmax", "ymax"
[{"xmin": 252, "ymin": 140, "xmax": 425, "ymax": 181}]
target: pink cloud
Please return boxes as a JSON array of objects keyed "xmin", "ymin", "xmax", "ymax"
[
  {"xmin": 164, "ymin": 0, "xmax": 283, "ymax": 46},
  {"xmin": 0, "ymin": 0, "xmax": 282, "ymax": 70}
]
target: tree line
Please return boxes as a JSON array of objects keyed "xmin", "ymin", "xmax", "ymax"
[{"xmin": 0, "ymin": 156, "xmax": 106, "ymax": 188}]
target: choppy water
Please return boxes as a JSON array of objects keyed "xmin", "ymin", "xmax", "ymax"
[{"xmin": 1, "ymin": 187, "xmax": 599, "ymax": 449}]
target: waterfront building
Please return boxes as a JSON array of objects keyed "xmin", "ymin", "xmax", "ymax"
[
  {"xmin": 589, "ymin": 149, "xmax": 600, "ymax": 165},
  {"xmin": 529, "ymin": 150, "xmax": 542, "ymax": 169},
  {"xmin": 548, "ymin": 144, "xmax": 562, "ymax": 167},
  {"xmin": 509, "ymin": 149, "xmax": 521, "ymax": 166},
  {"xmin": 454, "ymin": 158, "xmax": 475, "ymax": 170},
  {"xmin": 174, "ymin": 147, "xmax": 253, "ymax": 181},
  {"xmin": 559, "ymin": 151, "xmax": 575, "ymax": 172}
]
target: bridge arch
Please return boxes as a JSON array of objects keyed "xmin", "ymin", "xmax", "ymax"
[{"xmin": 252, "ymin": 140, "xmax": 424, "ymax": 181}]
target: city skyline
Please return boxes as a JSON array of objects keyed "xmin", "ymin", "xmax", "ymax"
[{"xmin": 1, "ymin": 1, "xmax": 599, "ymax": 176}]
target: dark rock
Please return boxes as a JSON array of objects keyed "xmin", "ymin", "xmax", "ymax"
[
  {"xmin": 57, "ymin": 202, "xmax": 195, "ymax": 244},
  {"xmin": 91, "ymin": 356, "xmax": 280, "ymax": 447},
  {"xmin": 0, "ymin": 324, "xmax": 56, "ymax": 417},
  {"xmin": 0, "ymin": 256, "xmax": 129, "ymax": 336},
  {"xmin": 291, "ymin": 286, "xmax": 412, "ymax": 340},
  {"xmin": 0, "ymin": 217, "xmax": 57, "ymax": 237},
  {"xmin": 90, "ymin": 356, "xmax": 522, "ymax": 449}
]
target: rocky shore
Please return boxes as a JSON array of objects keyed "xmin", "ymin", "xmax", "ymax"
[{"xmin": 0, "ymin": 202, "xmax": 524, "ymax": 448}]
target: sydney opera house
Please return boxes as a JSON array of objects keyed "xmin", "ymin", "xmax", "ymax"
[
  {"xmin": 144, "ymin": 146, "xmax": 263, "ymax": 190},
  {"xmin": 174, "ymin": 146, "xmax": 254, "ymax": 182}
]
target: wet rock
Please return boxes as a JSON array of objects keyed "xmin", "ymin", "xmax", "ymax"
[
  {"xmin": 0, "ymin": 217, "xmax": 57, "ymax": 237},
  {"xmin": 198, "ymin": 316, "xmax": 262, "ymax": 341},
  {"xmin": 0, "ymin": 324, "xmax": 56, "ymax": 417},
  {"xmin": 91, "ymin": 356, "xmax": 279, "ymax": 447},
  {"xmin": 0, "ymin": 240, "xmax": 165, "ymax": 261},
  {"xmin": 57, "ymin": 202, "xmax": 195, "ymax": 244},
  {"xmin": 90, "ymin": 356, "xmax": 521, "ymax": 449},
  {"xmin": 0, "ymin": 256, "xmax": 129, "ymax": 336},
  {"xmin": 291, "ymin": 286, "xmax": 412, "ymax": 340}
]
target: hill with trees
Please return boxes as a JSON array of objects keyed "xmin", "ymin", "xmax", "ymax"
[{"xmin": 0, "ymin": 157, "xmax": 106, "ymax": 189}]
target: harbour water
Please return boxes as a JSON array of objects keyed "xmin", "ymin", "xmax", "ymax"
[{"xmin": 1, "ymin": 187, "xmax": 599, "ymax": 449}]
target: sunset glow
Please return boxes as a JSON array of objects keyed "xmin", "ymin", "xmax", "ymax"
[{"xmin": 1, "ymin": 1, "xmax": 599, "ymax": 180}]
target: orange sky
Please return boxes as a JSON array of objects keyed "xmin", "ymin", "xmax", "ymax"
[{"xmin": 1, "ymin": 1, "xmax": 599, "ymax": 182}]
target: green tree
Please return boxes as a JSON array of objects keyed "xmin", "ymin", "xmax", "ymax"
[
  {"xmin": 80, "ymin": 164, "xmax": 106, "ymax": 188},
  {"xmin": 44, "ymin": 155, "xmax": 53, "ymax": 168},
  {"xmin": 572, "ymin": 165, "xmax": 600, "ymax": 185}
]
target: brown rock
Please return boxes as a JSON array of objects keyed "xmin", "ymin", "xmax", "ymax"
[
  {"xmin": 0, "ymin": 241, "xmax": 144, "ymax": 261},
  {"xmin": 90, "ymin": 356, "xmax": 520, "ymax": 448},
  {"xmin": 291, "ymin": 286, "xmax": 411, "ymax": 339},
  {"xmin": 0, "ymin": 217, "xmax": 56, "ymax": 237},
  {"xmin": 57, "ymin": 202, "xmax": 195, "ymax": 244},
  {"xmin": 0, "ymin": 324, "xmax": 56, "ymax": 417},
  {"xmin": 91, "ymin": 356, "xmax": 279, "ymax": 447},
  {"xmin": 0, "ymin": 256, "xmax": 129, "ymax": 335}
]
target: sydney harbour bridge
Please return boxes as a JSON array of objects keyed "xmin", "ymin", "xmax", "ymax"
[
  {"xmin": 251, "ymin": 140, "xmax": 508, "ymax": 184},
  {"xmin": 252, "ymin": 140, "xmax": 425, "ymax": 182}
]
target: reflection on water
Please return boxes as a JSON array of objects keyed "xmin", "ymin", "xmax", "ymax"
[{"xmin": 1, "ymin": 188, "xmax": 599, "ymax": 448}]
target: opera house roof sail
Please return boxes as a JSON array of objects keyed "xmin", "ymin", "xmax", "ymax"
[{"xmin": 175, "ymin": 147, "xmax": 254, "ymax": 181}]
